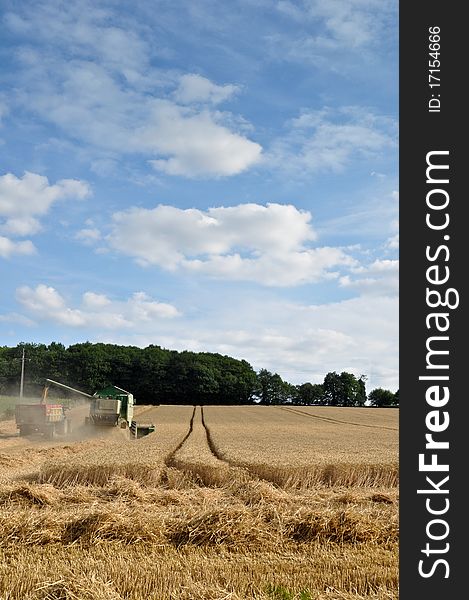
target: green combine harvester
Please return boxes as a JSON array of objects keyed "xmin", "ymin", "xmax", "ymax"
[
  {"xmin": 88, "ymin": 385, "xmax": 134, "ymax": 428},
  {"xmin": 39, "ymin": 379, "xmax": 155, "ymax": 437}
]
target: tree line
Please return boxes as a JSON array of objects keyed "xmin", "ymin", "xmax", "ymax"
[{"xmin": 0, "ymin": 342, "xmax": 398, "ymax": 407}]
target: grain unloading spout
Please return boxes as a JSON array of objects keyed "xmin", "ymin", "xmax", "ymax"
[{"xmin": 44, "ymin": 378, "xmax": 94, "ymax": 399}]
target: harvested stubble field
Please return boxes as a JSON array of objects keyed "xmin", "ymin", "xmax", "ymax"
[{"xmin": 0, "ymin": 404, "xmax": 399, "ymax": 600}]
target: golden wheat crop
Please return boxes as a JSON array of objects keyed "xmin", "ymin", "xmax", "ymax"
[
  {"xmin": 282, "ymin": 406, "xmax": 399, "ymax": 430},
  {"xmin": 203, "ymin": 406, "xmax": 398, "ymax": 488}
]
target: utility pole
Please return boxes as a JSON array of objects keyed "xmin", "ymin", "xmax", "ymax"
[{"xmin": 19, "ymin": 347, "xmax": 25, "ymax": 400}]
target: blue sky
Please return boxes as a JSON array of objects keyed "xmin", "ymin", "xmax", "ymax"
[{"xmin": 0, "ymin": 0, "xmax": 398, "ymax": 391}]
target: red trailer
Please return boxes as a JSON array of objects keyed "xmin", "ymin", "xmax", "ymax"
[{"xmin": 15, "ymin": 402, "xmax": 69, "ymax": 438}]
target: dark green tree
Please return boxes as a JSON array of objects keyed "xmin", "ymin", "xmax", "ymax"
[
  {"xmin": 294, "ymin": 382, "xmax": 325, "ymax": 405},
  {"xmin": 322, "ymin": 371, "xmax": 367, "ymax": 406},
  {"xmin": 255, "ymin": 369, "xmax": 292, "ymax": 405},
  {"xmin": 368, "ymin": 387, "xmax": 396, "ymax": 407}
]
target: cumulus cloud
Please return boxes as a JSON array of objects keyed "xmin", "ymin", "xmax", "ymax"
[
  {"xmin": 266, "ymin": 106, "xmax": 396, "ymax": 176},
  {"xmin": 0, "ymin": 171, "xmax": 91, "ymax": 256},
  {"xmin": 107, "ymin": 202, "xmax": 356, "ymax": 285},
  {"xmin": 142, "ymin": 101, "xmax": 262, "ymax": 177},
  {"xmin": 0, "ymin": 171, "xmax": 90, "ymax": 222},
  {"xmin": 16, "ymin": 285, "xmax": 179, "ymax": 328},
  {"xmin": 0, "ymin": 236, "xmax": 36, "ymax": 258}
]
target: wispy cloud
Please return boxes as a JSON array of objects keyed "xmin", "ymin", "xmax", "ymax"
[
  {"xmin": 339, "ymin": 259, "xmax": 399, "ymax": 296},
  {"xmin": 276, "ymin": 0, "xmax": 396, "ymax": 50},
  {"xmin": 0, "ymin": 95, "xmax": 9, "ymax": 125},
  {"xmin": 4, "ymin": 2, "xmax": 151, "ymax": 83},
  {"xmin": 174, "ymin": 74, "xmax": 240, "ymax": 105},
  {"xmin": 265, "ymin": 106, "xmax": 396, "ymax": 176},
  {"xmin": 75, "ymin": 227, "xmax": 101, "ymax": 245}
]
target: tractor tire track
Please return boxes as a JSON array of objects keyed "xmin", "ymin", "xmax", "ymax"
[
  {"xmin": 164, "ymin": 405, "xmax": 196, "ymax": 469},
  {"xmin": 200, "ymin": 408, "xmax": 293, "ymax": 489},
  {"xmin": 278, "ymin": 406, "xmax": 398, "ymax": 431},
  {"xmin": 164, "ymin": 406, "xmax": 251, "ymax": 487},
  {"xmin": 200, "ymin": 406, "xmax": 229, "ymax": 462}
]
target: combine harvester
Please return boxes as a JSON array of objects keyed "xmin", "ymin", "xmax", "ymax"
[
  {"xmin": 43, "ymin": 379, "xmax": 134, "ymax": 428},
  {"xmin": 37, "ymin": 379, "xmax": 154, "ymax": 437}
]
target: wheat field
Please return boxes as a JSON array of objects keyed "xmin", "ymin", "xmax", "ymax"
[{"xmin": 0, "ymin": 403, "xmax": 399, "ymax": 600}]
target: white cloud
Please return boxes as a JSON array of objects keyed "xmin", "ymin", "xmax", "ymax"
[
  {"xmin": 0, "ymin": 172, "xmax": 91, "ymax": 254},
  {"xmin": 339, "ymin": 259, "xmax": 398, "ymax": 296},
  {"xmin": 75, "ymin": 227, "xmax": 101, "ymax": 245},
  {"xmin": 181, "ymin": 246, "xmax": 354, "ymax": 286},
  {"xmin": 386, "ymin": 233, "xmax": 399, "ymax": 250},
  {"xmin": 18, "ymin": 60, "xmax": 260, "ymax": 177},
  {"xmin": 276, "ymin": 0, "xmax": 395, "ymax": 49},
  {"xmin": 0, "ymin": 312, "xmax": 35, "ymax": 326},
  {"xmin": 0, "ymin": 236, "xmax": 36, "ymax": 258},
  {"xmin": 5, "ymin": 3, "xmax": 150, "ymax": 83},
  {"xmin": 307, "ymin": 0, "xmax": 377, "ymax": 47},
  {"xmin": 16, "ymin": 284, "xmax": 180, "ymax": 329},
  {"xmin": 385, "ymin": 191, "xmax": 399, "ymax": 250},
  {"xmin": 266, "ymin": 107, "xmax": 396, "ymax": 175},
  {"xmin": 107, "ymin": 202, "xmax": 356, "ymax": 285},
  {"xmin": 143, "ymin": 101, "xmax": 262, "ymax": 177},
  {"xmin": 2, "ymin": 216, "xmax": 42, "ymax": 236},
  {"xmin": 126, "ymin": 291, "xmax": 180, "ymax": 321},
  {"xmin": 0, "ymin": 171, "xmax": 90, "ymax": 219},
  {"xmin": 82, "ymin": 291, "xmax": 111, "ymax": 309},
  {"xmin": 16, "ymin": 284, "xmax": 86, "ymax": 326},
  {"xmin": 174, "ymin": 74, "xmax": 239, "ymax": 105}
]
